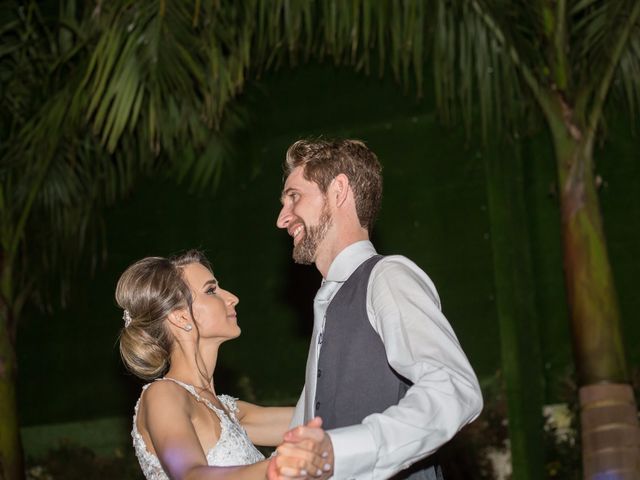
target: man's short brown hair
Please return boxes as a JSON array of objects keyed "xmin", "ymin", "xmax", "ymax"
[{"xmin": 284, "ymin": 139, "xmax": 383, "ymax": 232}]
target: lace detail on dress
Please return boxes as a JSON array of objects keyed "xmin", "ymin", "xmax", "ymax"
[{"xmin": 132, "ymin": 378, "xmax": 264, "ymax": 479}]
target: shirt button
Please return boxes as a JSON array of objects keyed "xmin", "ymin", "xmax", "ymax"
[
  {"xmin": 317, "ymin": 369, "xmax": 322, "ymax": 378},
  {"xmin": 316, "ymin": 401, "xmax": 321, "ymax": 410}
]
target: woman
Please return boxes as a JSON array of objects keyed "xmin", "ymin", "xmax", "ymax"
[{"xmin": 117, "ymin": 250, "xmax": 327, "ymax": 480}]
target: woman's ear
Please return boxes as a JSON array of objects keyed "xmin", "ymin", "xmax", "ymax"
[{"xmin": 167, "ymin": 308, "xmax": 193, "ymax": 332}]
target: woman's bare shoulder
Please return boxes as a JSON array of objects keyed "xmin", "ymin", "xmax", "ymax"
[{"xmin": 140, "ymin": 380, "xmax": 191, "ymax": 416}]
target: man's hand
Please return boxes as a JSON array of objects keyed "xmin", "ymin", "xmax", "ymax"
[
  {"xmin": 268, "ymin": 417, "xmax": 334, "ymax": 480},
  {"xmin": 266, "ymin": 417, "xmax": 334, "ymax": 480}
]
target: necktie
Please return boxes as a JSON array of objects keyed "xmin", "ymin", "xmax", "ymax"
[{"xmin": 304, "ymin": 279, "xmax": 340, "ymax": 422}]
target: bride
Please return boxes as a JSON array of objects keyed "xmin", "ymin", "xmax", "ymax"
[{"xmin": 116, "ymin": 250, "xmax": 328, "ymax": 479}]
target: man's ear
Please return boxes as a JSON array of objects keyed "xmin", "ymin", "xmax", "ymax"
[{"xmin": 332, "ymin": 173, "xmax": 350, "ymax": 206}]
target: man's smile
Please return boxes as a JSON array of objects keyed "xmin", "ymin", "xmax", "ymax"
[{"xmin": 289, "ymin": 223, "xmax": 305, "ymax": 244}]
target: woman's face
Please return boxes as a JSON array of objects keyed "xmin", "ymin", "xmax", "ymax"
[{"xmin": 181, "ymin": 262, "xmax": 240, "ymax": 341}]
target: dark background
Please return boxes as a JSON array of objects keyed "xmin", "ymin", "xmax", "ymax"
[{"xmin": 17, "ymin": 63, "xmax": 640, "ymax": 428}]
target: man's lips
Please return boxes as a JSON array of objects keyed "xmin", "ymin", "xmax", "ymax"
[{"xmin": 288, "ymin": 223, "xmax": 305, "ymax": 243}]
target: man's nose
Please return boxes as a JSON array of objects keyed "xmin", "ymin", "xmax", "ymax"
[{"xmin": 276, "ymin": 205, "xmax": 291, "ymax": 229}]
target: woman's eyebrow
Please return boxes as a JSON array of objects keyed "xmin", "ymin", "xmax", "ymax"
[{"xmin": 202, "ymin": 279, "xmax": 218, "ymax": 288}]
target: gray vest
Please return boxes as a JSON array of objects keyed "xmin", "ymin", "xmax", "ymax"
[{"xmin": 315, "ymin": 255, "xmax": 442, "ymax": 480}]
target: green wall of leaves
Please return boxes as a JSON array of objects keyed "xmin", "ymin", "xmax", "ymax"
[{"xmin": 17, "ymin": 64, "xmax": 640, "ymax": 426}]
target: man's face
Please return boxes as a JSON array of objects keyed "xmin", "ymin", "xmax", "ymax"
[{"xmin": 277, "ymin": 166, "xmax": 333, "ymax": 264}]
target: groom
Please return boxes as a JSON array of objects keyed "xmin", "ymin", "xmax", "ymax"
[{"xmin": 274, "ymin": 139, "xmax": 483, "ymax": 479}]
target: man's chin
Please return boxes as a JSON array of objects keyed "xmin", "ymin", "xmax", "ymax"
[{"xmin": 292, "ymin": 246, "xmax": 315, "ymax": 265}]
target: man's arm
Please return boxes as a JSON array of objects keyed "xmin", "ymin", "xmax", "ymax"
[
  {"xmin": 289, "ymin": 387, "xmax": 306, "ymax": 428},
  {"xmin": 327, "ymin": 256, "xmax": 483, "ymax": 479}
]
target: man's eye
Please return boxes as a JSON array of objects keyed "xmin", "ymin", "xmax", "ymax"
[{"xmin": 206, "ymin": 287, "xmax": 217, "ymax": 295}]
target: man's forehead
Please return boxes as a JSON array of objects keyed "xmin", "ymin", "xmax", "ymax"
[
  {"xmin": 286, "ymin": 165, "xmax": 305, "ymax": 181},
  {"xmin": 280, "ymin": 167, "xmax": 318, "ymax": 202},
  {"xmin": 282, "ymin": 166, "xmax": 306, "ymax": 190}
]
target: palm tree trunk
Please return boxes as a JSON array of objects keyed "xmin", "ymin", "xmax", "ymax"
[
  {"xmin": 553, "ymin": 131, "xmax": 640, "ymax": 479},
  {"xmin": 0, "ymin": 252, "xmax": 24, "ymax": 480},
  {"xmin": 0, "ymin": 312, "xmax": 23, "ymax": 480}
]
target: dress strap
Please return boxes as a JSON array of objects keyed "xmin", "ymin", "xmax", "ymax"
[
  {"xmin": 158, "ymin": 377, "xmax": 203, "ymax": 400},
  {"xmin": 157, "ymin": 377, "xmax": 227, "ymax": 419}
]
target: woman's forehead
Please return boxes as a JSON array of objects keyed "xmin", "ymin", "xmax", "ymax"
[{"xmin": 182, "ymin": 262, "xmax": 216, "ymax": 285}]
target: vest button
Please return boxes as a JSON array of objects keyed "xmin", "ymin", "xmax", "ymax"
[
  {"xmin": 317, "ymin": 369, "xmax": 322, "ymax": 378},
  {"xmin": 316, "ymin": 401, "xmax": 321, "ymax": 411}
]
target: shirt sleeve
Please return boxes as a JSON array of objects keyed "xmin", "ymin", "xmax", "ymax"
[
  {"xmin": 327, "ymin": 256, "xmax": 483, "ymax": 479},
  {"xmin": 289, "ymin": 387, "xmax": 306, "ymax": 428}
]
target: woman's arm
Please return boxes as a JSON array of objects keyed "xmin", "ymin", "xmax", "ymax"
[
  {"xmin": 142, "ymin": 383, "xmax": 321, "ymax": 480},
  {"xmin": 142, "ymin": 381, "xmax": 214, "ymax": 479},
  {"xmin": 142, "ymin": 383, "xmax": 269, "ymax": 479},
  {"xmin": 235, "ymin": 402, "xmax": 294, "ymax": 447}
]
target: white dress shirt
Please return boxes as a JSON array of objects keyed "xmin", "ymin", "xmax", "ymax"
[{"xmin": 290, "ymin": 241, "xmax": 483, "ymax": 479}]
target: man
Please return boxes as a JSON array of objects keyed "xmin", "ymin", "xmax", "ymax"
[{"xmin": 275, "ymin": 139, "xmax": 483, "ymax": 479}]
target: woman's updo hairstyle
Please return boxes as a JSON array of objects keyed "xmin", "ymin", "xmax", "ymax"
[{"xmin": 116, "ymin": 250, "xmax": 212, "ymax": 380}]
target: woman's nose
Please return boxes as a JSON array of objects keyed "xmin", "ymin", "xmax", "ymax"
[{"xmin": 226, "ymin": 290, "xmax": 239, "ymax": 306}]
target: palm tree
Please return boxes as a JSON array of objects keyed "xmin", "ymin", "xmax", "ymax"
[
  {"xmin": 0, "ymin": 4, "xmax": 145, "ymax": 478},
  {"xmin": 430, "ymin": 1, "xmax": 640, "ymax": 478},
  {"xmin": 2, "ymin": 1, "xmax": 638, "ymax": 478},
  {"xmin": 1, "ymin": 2, "xmax": 236, "ymax": 477}
]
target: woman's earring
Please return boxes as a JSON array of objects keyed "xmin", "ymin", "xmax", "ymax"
[{"xmin": 184, "ymin": 324, "xmax": 193, "ymax": 332}]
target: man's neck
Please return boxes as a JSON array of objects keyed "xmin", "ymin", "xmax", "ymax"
[{"xmin": 315, "ymin": 229, "xmax": 369, "ymax": 278}]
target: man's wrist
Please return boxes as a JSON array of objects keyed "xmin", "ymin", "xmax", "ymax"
[{"xmin": 327, "ymin": 424, "xmax": 376, "ymax": 479}]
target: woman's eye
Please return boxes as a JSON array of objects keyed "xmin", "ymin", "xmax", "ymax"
[{"xmin": 206, "ymin": 287, "xmax": 217, "ymax": 295}]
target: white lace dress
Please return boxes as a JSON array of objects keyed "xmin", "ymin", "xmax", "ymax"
[{"xmin": 132, "ymin": 378, "xmax": 265, "ymax": 479}]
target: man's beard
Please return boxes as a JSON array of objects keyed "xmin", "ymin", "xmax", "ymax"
[{"xmin": 292, "ymin": 206, "xmax": 332, "ymax": 265}]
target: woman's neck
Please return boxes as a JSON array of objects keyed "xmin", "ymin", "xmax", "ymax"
[{"xmin": 167, "ymin": 340, "xmax": 220, "ymax": 394}]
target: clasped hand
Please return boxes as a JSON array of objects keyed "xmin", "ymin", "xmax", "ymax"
[{"xmin": 267, "ymin": 417, "xmax": 334, "ymax": 480}]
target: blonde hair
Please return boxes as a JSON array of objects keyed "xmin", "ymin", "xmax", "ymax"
[{"xmin": 116, "ymin": 250, "xmax": 211, "ymax": 380}]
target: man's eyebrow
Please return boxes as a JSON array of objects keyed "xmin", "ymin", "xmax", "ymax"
[{"xmin": 280, "ymin": 187, "xmax": 296, "ymax": 204}]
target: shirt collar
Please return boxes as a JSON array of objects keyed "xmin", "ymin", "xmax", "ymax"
[{"xmin": 325, "ymin": 240, "xmax": 377, "ymax": 282}]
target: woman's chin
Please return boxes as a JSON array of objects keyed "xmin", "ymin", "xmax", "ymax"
[{"xmin": 225, "ymin": 327, "xmax": 241, "ymax": 340}]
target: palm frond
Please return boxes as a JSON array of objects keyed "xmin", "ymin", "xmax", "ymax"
[
  {"xmin": 0, "ymin": 1, "xmax": 145, "ymax": 315},
  {"xmin": 5, "ymin": 0, "xmax": 640, "ymax": 318},
  {"xmin": 597, "ymin": 4, "xmax": 640, "ymax": 133},
  {"xmin": 80, "ymin": 0, "xmax": 430, "ymax": 169},
  {"xmin": 570, "ymin": 0, "xmax": 624, "ymax": 79},
  {"xmin": 433, "ymin": 0, "xmax": 542, "ymax": 141}
]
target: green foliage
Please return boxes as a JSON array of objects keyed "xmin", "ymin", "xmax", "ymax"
[
  {"xmin": 3, "ymin": 0, "xmax": 640, "ymax": 478},
  {"xmin": 484, "ymin": 141, "xmax": 544, "ymax": 480},
  {"xmin": 540, "ymin": 369, "xmax": 590, "ymax": 480},
  {"xmin": 1, "ymin": 1, "xmax": 127, "ymax": 317},
  {"xmin": 0, "ymin": 0, "xmax": 434, "ymax": 319},
  {"xmin": 26, "ymin": 441, "xmax": 143, "ymax": 480},
  {"xmin": 438, "ymin": 374, "xmax": 506, "ymax": 479},
  {"xmin": 432, "ymin": 0, "xmax": 640, "ymax": 141},
  {"xmin": 4, "ymin": 0, "xmax": 636, "ymax": 323}
]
